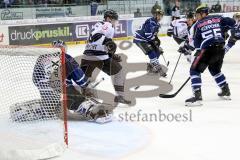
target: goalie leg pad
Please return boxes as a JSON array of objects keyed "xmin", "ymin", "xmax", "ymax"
[
  {"xmin": 10, "ymin": 99, "xmax": 60, "ymax": 122},
  {"xmin": 74, "ymin": 99, "xmax": 115, "ymax": 123}
]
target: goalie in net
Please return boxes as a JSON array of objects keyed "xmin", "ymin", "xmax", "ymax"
[{"xmin": 10, "ymin": 40, "xmax": 115, "ymax": 124}]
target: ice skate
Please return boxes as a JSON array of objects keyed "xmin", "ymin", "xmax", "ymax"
[
  {"xmin": 218, "ymin": 84, "xmax": 231, "ymax": 100},
  {"xmin": 185, "ymin": 89, "xmax": 203, "ymax": 106},
  {"xmin": 114, "ymin": 95, "xmax": 131, "ymax": 105},
  {"xmin": 147, "ymin": 63, "xmax": 167, "ymax": 77}
]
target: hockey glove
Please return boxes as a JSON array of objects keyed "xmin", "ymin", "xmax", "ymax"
[
  {"xmin": 231, "ymin": 28, "xmax": 240, "ymax": 40},
  {"xmin": 178, "ymin": 41, "xmax": 193, "ymax": 56},
  {"xmin": 153, "ymin": 36, "xmax": 161, "ymax": 47},
  {"xmin": 104, "ymin": 39, "xmax": 117, "ymax": 55},
  {"xmin": 112, "ymin": 54, "xmax": 122, "ymax": 62}
]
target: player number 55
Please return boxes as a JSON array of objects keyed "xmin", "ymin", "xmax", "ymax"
[{"xmin": 202, "ymin": 28, "xmax": 222, "ymax": 39}]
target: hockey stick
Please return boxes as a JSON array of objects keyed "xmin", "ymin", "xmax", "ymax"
[
  {"xmin": 91, "ymin": 77, "xmax": 105, "ymax": 89},
  {"xmin": 162, "ymin": 54, "xmax": 170, "ymax": 67},
  {"xmin": 169, "ymin": 53, "xmax": 182, "ymax": 84},
  {"xmin": 159, "ymin": 77, "xmax": 190, "ymax": 98}
]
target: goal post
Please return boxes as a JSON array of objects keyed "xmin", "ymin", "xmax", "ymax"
[{"xmin": 0, "ymin": 45, "xmax": 68, "ymax": 160}]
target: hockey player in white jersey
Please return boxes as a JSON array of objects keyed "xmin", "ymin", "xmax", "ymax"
[
  {"xmin": 167, "ymin": 11, "xmax": 196, "ymax": 63},
  {"xmin": 225, "ymin": 12, "xmax": 240, "ymax": 53},
  {"xmin": 81, "ymin": 10, "xmax": 131, "ymax": 105},
  {"xmin": 10, "ymin": 40, "xmax": 115, "ymax": 124}
]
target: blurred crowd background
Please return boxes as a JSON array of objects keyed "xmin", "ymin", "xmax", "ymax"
[{"xmin": 0, "ymin": 0, "xmax": 239, "ymax": 17}]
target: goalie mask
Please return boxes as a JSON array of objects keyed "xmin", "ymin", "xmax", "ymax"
[{"xmin": 52, "ymin": 40, "xmax": 68, "ymax": 52}]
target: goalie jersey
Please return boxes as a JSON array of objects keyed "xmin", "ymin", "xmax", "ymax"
[
  {"xmin": 33, "ymin": 53, "xmax": 88, "ymax": 90},
  {"xmin": 83, "ymin": 21, "xmax": 115, "ymax": 61}
]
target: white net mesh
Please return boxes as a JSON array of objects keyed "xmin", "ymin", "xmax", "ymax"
[{"xmin": 0, "ymin": 46, "xmax": 67, "ymax": 160}]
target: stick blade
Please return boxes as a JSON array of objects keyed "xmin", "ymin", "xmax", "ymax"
[{"xmin": 159, "ymin": 93, "xmax": 176, "ymax": 98}]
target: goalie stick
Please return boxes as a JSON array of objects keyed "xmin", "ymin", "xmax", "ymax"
[{"xmin": 159, "ymin": 77, "xmax": 190, "ymax": 98}]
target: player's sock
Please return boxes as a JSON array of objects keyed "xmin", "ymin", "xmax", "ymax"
[
  {"xmin": 113, "ymin": 70, "xmax": 131, "ymax": 105},
  {"xmin": 190, "ymin": 70, "xmax": 202, "ymax": 90},
  {"xmin": 213, "ymin": 72, "xmax": 226, "ymax": 88}
]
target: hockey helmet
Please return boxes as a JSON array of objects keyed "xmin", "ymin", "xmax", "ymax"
[
  {"xmin": 233, "ymin": 12, "xmax": 240, "ymax": 21},
  {"xmin": 196, "ymin": 4, "xmax": 209, "ymax": 14},
  {"xmin": 52, "ymin": 40, "xmax": 66, "ymax": 47},
  {"xmin": 104, "ymin": 10, "xmax": 119, "ymax": 20},
  {"xmin": 52, "ymin": 40, "xmax": 67, "ymax": 51},
  {"xmin": 186, "ymin": 11, "xmax": 195, "ymax": 19},
  {"xmin": 151, "ymin": 6, "xmax": 164, "ymax": 16}
]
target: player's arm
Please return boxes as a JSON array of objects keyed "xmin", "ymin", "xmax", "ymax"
[
  {"xmin": 225, "ymin": 25, "xmax": 240, "ymax": 53},
  {"xmin": 167, "ymin": 22, "xmax": 174, "ymax": 37},
  {"xmin": 220, "ymin": 17, "xmax": 236, "ymax": 31},
  {"xmin": 102, "ymin": 22, "xmax": 114, "ymax": 39},
  {"xmin": 144, "ymin": 21, "xmax": 159, "ymax": 41},
  {"xmin": 65, "ymin": 55, "xmax": 88, "ymax": 87},
  {"xmin": 103, "ymin": 37, "xmax": 122, "ymax": 62},
  {"xmin": 193, "ymin": 25, "xmax": 202, "ymax": 51}
]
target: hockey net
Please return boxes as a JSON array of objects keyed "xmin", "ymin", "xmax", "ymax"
[{"xmin": 0, "ymin": 45, "xmax": 68, "ymax": 160}]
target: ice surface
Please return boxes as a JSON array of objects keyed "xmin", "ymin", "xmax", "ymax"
[
  {"xmin": 4, "ymin": 36, "xmax": 240, "ymax": 160},
  {"xmin": 59, "ymin": 36, "xmax": 240, "ymax": 160}
]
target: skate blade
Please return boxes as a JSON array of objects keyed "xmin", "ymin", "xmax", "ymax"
[
  {"xmin": 185, "ymin": 101, "xmax": 203, "ymax": 107},
  {"xmin": 219, "ymin": 96, "xmax": 231, "ymax": 100}
]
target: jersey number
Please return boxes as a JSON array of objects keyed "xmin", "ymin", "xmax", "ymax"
[{"xmin": 201, "ymin": 28, "xmax": 222, "ymax": 39}]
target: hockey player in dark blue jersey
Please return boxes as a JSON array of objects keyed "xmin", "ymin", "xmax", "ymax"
[
  {"xmin": 185, "ymin": 4, "xmax": 236, "ymax": 106},
  {"xmin": 225, "ymin": 12, "xmax": 240, "ymax": 53},
  {"xmin": 133, "ymin": 6, "xmax": 167, "ymax": 77}
]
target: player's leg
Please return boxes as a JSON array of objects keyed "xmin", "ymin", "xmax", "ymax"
[
  {"xmin": 101, "ymin": 58, "xmax": 131, "ymax": 104},
  {"xmin": 135, "ymin": 42, "xmax": 167, "ymax": 76},
  {"xmin": 66, "ymin": 85, "xmax": 86, "ymax": 110},
  {"xmin": 185, "ymin": 50, "xmax": 209, "ymax": 106},
  {"xmin": 80, "ymin": 59, "xmax": 99, "ymax": 78},
  {"xmin": 208, "ymin": 49, "xmax": 231, "ymax": 99}
]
